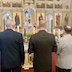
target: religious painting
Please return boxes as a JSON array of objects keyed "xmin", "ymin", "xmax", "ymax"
[
  {"xmin": 47, "ymin": 3, "xmax": 53, "ymax": 8},
  {"xmin": 24, "ymin": 8, "xmax": 35, "ymax": 34},
  {"xmin": 57, "ymin": 0, "xmax": 60, "ymax": 1},
  {"xmin": 55, "ymin": 4, "xmax": 62, "ymax": 9},
  {"xmin": 47, "ymin": 0, "xmax": 53, "ymax": 1},
  {"xmin": 64, "ymin": 13, "xmax": 69, "ymax": 25},
  {"xmin": 0, "ymin": 12, "xmax": 2, "ymax": 28},
  {"xmin": 55, "ymin": 13, "xmax": 62, "ymax": 27},
  {"xmin": 65, "ymin": 5, "xmax": 69, "ymax": 9},
  {"xmin": 13, "ymin": 12, "xmax": 22, "ymax": 27},
  {"xmin": 0, "ymin": 1, "xmax": 1, "ymax": 7},
  {"xmin": 37, "ymin": 12, "xmax": 45, "ymax": 26},
  {"xmin": 3, "ymin": 11, "xmax": 12, "ymax": 30},
  {"xmin": 2, "ymin": 2, "xmax": 11, "ymax": 7},
  {"xmin": 37, "ymin": 0, "xmax": 45, "ymax": 1},
  {"xmin": 54, "ymin": 0, "xmax": 60, "ymax": 1},
  {"xmin": 46, "ymin": 13, "xmax": 53, "ymax": 33},
  {"xmin": 36, "ymin": 3, "xmax": 45, "ymax": 8},
  {"xmin": 23, "ymin": 0, "xmax": 34, "ymax": 4},
  {"xmin": 12, "ymin": 2, "xmax": 22, "ymax": 7}
]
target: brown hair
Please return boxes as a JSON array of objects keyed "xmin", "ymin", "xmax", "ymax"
[{"xmin": 39, "ymin": 20, "xmax": 46, "ymax": 28}]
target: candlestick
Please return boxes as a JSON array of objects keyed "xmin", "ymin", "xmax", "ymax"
[
  {"xmin": 53, "ymin": 29, "xmax": 55, "ymax": 35},
  {"xmin": 17, "ymin": 25, "xmax": 19, "ymax": 32},
  {"xmin": 58, "ymin": 29, "xmax": 60, "ymax": 39}
]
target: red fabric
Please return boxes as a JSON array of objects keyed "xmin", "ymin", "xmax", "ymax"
[
  {"xmin": 0, "ymin": 53, "xmax": 56, "ymax": 72},
  {"xmin": 0, "ymin": 65, "xmax": 1, "ymax": 72},
  {"xmin": 21, "ymin": 52, "xmax": 56, "ymax": 72},
  {"xmin": 21, "ymin": 68, "xmax": 34, "ymax": 72},
  {"xmin": 52, "ymin": 52, "xmax": 56, "ymax": 72}
]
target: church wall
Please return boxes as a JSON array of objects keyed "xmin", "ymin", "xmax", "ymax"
[
  {"xmin": 0, "ymin": 0, "xmax": 71, "ymax": 32},
  {"xmin": 0, "ymin": 10, "xmax": 2, "ymax": 31},
  {"xmin": 70, "ymin": 12, "xmax": 72, "ymax": 26}
]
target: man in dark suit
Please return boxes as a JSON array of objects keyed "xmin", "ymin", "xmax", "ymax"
[
  {"xmin": 0, "ymin": 19, "xmax": 24, "ymax": 72},
  {"xmin": 28, "ymin": 20, "xmax": 57, "ymax": 72}
]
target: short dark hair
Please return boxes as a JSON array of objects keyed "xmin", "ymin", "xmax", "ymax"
[
  {"xmin": 64, "ymin": 25, "xmax": 72, "ymax": 34},
  {"xmin": 39, "ymin": 20, "xmax": 46, "ymax": 28}
]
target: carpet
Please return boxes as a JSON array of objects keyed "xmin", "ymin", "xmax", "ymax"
[
  {"xmin": 0, "ymin": 52, "xmax": 56, "ymax": 72},
  {"xmin": 21, "ymin": 68, "xmax": 34, "ymax": 72},
  {"xmin": 21, "ymin": 52, "xmax": 56, "ymax": 72}
]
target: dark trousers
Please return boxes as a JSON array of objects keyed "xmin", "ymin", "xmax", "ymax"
[
  {"xmin": 56, "ymin": 66, "xmax": 71, "ymax": 72},
  {"xmin": 1, "ymin": 66, "xmax": 21, "ymax": 72}
]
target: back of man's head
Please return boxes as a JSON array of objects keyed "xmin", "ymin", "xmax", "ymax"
[
  {"xmin": 5, "ymin": 19, "xmax": 16, "ymax": 30},
  {"xmin": 6, "ymin": 19, "xmax": 15, "ymax": 27},
  {"xmin": 64, "ymin": 25, "xmax": 72, "ymax": 34},
  {"xmin": 39, "ymin": 20, "xmax": 46, "ymax": 28}
]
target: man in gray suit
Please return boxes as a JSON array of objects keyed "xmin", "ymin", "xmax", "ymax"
[{"xmin": 56, "ymin": 25, "xmax": 72, "ymax": 72}]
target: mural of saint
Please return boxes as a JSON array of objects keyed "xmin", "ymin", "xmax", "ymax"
[
  {"xmin": 64, "ymin": 14, "xmax": 68, "ymax": 25},
  {"xmin": 4, "ymin": 16, "xmax": 9, "ymax": 25},
  {"xmin": 3, "ymin": 12, "xmax": 11, "ymax": 30},
  {"xmin": 28, "ymin": 15, "xmax": 31, "ymax": 24},
  {"xmin": 24, "ymin": 0, "xmax": 34, "ymax": 4},
  {"xmin": 4, "ymin": 16, "xmax": 9, "ymax": 29},
  {"xmin": 15, "ymin": 13, "xmax": 20, "ymax": 27},
  {"xmin": 39, "ymin": 14, "xmax": 43, "ymax": 23},
  {"xmin": 56, "ymin": 14, "xmax": 60, "ymax": 26},
  {"xmin": 24, "ymin": 9, "xmax": 34, "ymax": 34}
]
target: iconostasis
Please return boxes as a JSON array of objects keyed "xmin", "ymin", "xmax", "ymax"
[{"xmin": 0, "ymin": 0, "xmax": 72, "ymax": 34}]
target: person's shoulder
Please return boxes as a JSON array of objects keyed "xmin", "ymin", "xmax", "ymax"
[
  {"xmin": 0, "ymin": 31, "xmax": 5, "ymax": 35},
  {"xmin": 31, "ymin": 33, "xmax": 37, "ymax": 36},
  {"xmin": 31, "ymin": 33, "xmax": 38, "ymax": 38},
  {"xmin": 48, "ymin": 33, "xmax": 55, "ymax": 37},
  {"xmin": 50, "ymin": 33, "xmax": 54, "ymax": 36},
  {"xmin": 59, "ymin": 37, "xmax": 65, "ymax": 42},
  {"xmin": 0, "ymin": 32, "xmax": 4, "ymax": 38},
  {"xmin": 13, "ymin": 31, "xmax": 22, "ymax": 35},
  {"xmin": 0, "ymin": 32, "xmax": 3, "ymax": 36},
  {"xmin": 0, "ymin": 32, "xmax": 3, "ymax": 34}
]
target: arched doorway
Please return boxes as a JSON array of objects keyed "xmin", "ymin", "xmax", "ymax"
[
  {"xmin": 3, "ymin": 11, "xmax": 11, "ymax": 30},
  {"xmin": 46, "ymin": 13, "xmax": 53, "ymax": 33},
  {"xmin": 23, "ymin": 7, "xmax": 35, "ymax": 34}
]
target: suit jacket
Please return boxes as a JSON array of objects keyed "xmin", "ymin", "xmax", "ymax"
[
  {"xmin": 28, "ymin": 30, "xmax": 57, "ymax": 72},
  {"xmin": 56, "ymin": 34, "xmax": 72, "ymax": 69},
  {"xmin": 0, "ymin": 29, "xmax": 24, "ymax": 69}
]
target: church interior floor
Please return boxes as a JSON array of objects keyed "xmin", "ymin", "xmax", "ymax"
[
  {"xmin": 21, "ymin": 52, "xmax": 56, "ymax": 72},
  {"xmin": 21, "ymin": 68, "xmax": 34, "ymax": 72},
  {"xmin": 0, "ymin": 53, "xmax": 56, "ymax": 72}
]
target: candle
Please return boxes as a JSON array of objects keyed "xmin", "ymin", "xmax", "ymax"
[
  {"xmin": 53, "ymin": 29, "xmax": 55, "ymax": 35},
  {"xmin": 33, "ymin": 28, "xmax": 35, "ymax": 34},
  {"xmin": 58, "ymin": 29, "xmax": 60, "ymax": 39},
  {"xmin": 17, "ymin": 25, "xmax": 19, "ymax": 32}
]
